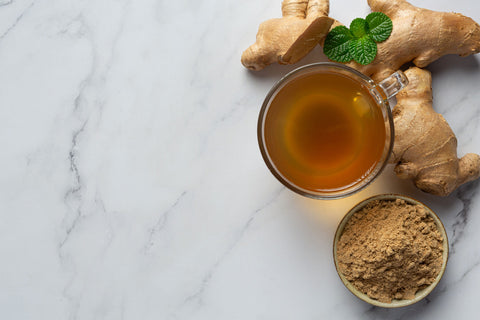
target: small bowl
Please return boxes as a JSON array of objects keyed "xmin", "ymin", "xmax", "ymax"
[{"xmin": 333, "ymin": 194, "xmax": 449, "ymax": 308}]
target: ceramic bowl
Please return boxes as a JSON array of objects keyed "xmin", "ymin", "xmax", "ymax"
[{"xmin": 333, "ymin": 194, "xmax": 449, "ymax": 308}]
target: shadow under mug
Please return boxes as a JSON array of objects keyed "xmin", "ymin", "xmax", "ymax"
[{"xmin": 257, "ymin": 62, "xmax": 408, "ymax": 199}]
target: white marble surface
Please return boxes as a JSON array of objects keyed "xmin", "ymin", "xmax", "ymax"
[{"xmin": 1, "ymin": 0, "xmax": 480, "ymax": 319}]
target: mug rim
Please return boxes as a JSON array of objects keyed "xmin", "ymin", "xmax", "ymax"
[{"xmin": 257, "ymin": 62, "xmax": 395, "ymax": 200}]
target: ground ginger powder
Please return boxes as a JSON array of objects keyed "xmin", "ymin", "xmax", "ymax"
[{"xmin": 337, "ymin": 199, "xmax": 444, "ymax": 303}]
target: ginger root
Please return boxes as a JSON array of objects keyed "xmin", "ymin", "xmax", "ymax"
[
  {"xmin": 336, "ymin": 0, "xmax": 480, "ymax": 195},
  {"xmin": 242, "ymin": 0, "xmax": 480, "ymax": 195},
  {"xmin": 349, "ymin": 0, "xmax": 480, "ymax": 81},
  {"xmin": 392, "ymin": 67, "xmax": 480, "ymax": 196},
  {"xmin": 241, "ymin": 0, "xmax": 333, "ymax": 71}
]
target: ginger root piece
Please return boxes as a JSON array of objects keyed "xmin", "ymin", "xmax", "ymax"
[
  {"xmin": 242, "ymin": 0, "xmax": 480, "ymax": 195},
  {"xmin": 337, "ymin": 0, "xmax": 480, "ymax": 195},
  {"xmin": 392, "ymin": 67, "xmax": 480, "ymax": 196},
  {"xmin": 347, "ymin": 0, "xmax": 480, "ymax": 81},
  {"xmin": 241, "ymin": 0, "xmax": 333, "ymax": 71}
]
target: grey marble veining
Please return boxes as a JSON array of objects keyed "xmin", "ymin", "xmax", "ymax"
[{"xmin": 0, "ymin": 0, "xmax": 480, "ymax": 319}]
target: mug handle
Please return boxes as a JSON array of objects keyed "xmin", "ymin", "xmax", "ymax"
[{"xmin": 377, "ymin": 70, "xmax": 409, "ymax": 100}]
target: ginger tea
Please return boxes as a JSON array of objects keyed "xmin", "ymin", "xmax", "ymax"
[{"xmin": 261, "ymin": 70, "xmax": 387, "ymax": 194}]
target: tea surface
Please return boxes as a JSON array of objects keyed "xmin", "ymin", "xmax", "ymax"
[{"xmin": 263, "ymin": 71, "xmax": 386, "ymax": 193}]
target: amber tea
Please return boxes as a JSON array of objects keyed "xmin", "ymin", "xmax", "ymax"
[{"xmin": 260, "ymin": 69, "xmax": 388, "ymax": 195}]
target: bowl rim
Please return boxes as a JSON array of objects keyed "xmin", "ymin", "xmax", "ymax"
[{"xmin": 333, "ymin": 193, "xmax": 449, "ymax": 308}]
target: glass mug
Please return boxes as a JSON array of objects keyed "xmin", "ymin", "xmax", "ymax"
[{"xmin": 257, "ymin": 62, "xmax": 408, "ymax": 199}]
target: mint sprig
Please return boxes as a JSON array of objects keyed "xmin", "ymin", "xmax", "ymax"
[{"xmin": 323, "ymin": 12, "xmax": 392, "ymax": 65}]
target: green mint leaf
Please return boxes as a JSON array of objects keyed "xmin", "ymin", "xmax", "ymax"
[
  {"xmin": 350, "ymin": 18, "xmax": 368, "ymax": 38},
  {"xmin": 323, "ymin": 26, "xmax": 354, "ymax": 63},
  {"xmin": 365, "ymin": 12, "xmax": 392, "ymax": 42},
  {"xmin": 323, "ymin": 12, "xmax": 392, "ymax": 65},
  {"xmin": 349, "ymin": 36, "xmax": 377, "ymax": 65}
]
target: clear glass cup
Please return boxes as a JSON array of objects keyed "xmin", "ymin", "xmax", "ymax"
[{"xmin": 257, "ymin": 62, "xmax": 408, "ymax": 199}]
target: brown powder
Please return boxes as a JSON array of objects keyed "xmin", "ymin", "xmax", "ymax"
[{"xmin": 337, "ymin": 199, "xmax": 444, "ymax": 303}]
